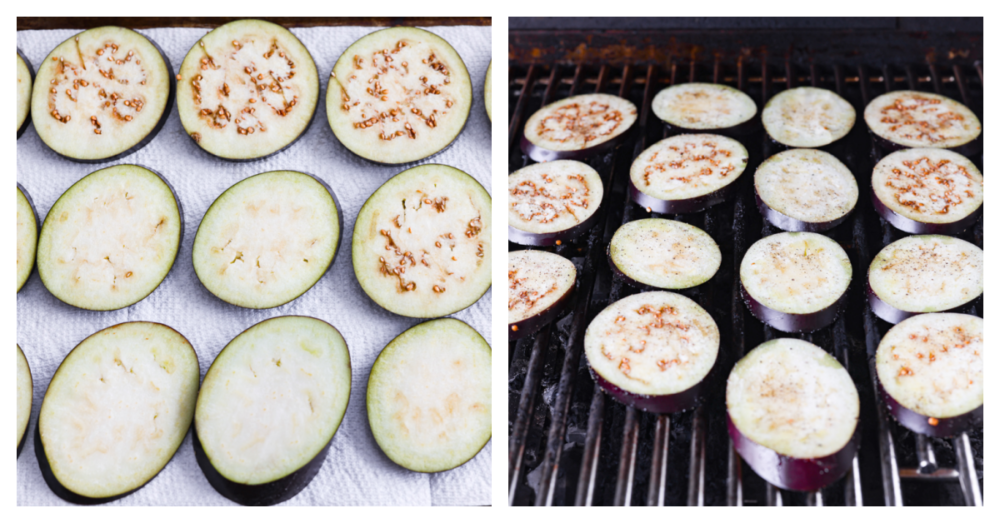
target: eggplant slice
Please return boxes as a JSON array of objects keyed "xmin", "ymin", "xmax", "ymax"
[
  {"xmin": 508, "ymin": 250, "xmax": 577, "ymax": 340},
  {"xmin": 608, "ymin": 218, "xmax": 721, "ymax": 290},
  {"xmin": 30, "ymin": 26, "xmax": 174, "ymax": 162},
  {"xmin": 177, "ymin": 19, "xmax": 319, "ymax": 162},
  {"xmin": 484, "ymin": 60, "xmax": 492, "ymax": 121},
  {"xmin": 754, "ymin": 149, "xmax": 858, "ymax": 232},
  {"xmin": 37, "ymin": 164, "xmax": 182, "ymax": 311},
  {"xmin": 367, "ymin": 318, "xmax": 491, "ymax": 473},
  {"xmin": 875, "ymin": 313, "xmax": 982, "ymax": 437},
  {"xmin": 630, "ymin": 133, "xmax": 749, "ymax": 214},
  {"xmin": 36, "ymin": 322, "xmax": 199, "ymax": 504},
  {"xmin": 585, "ymin": 291, "xmax": 720, "ymax": 414},
  {"xmin": 762, "ymin": 87, "xmax": 855, "ymax": 148},
  {"xmin": 327, "ymin": 27, "xmax": 472, "ymax": 164},
  {"xmin": 651, "ymin": 82, "xmax": 757, "ymax": 134},
  {"xmin": 868, "ymin": 235, "xmax": 983, "ymax": 324},
  {"xmin": 871, "ymin": 148, "xmax": 982, "ymax": 235},
  {"xmin": 17, "ymin": 184, "xmax": 38, "ymax": 292},
  {"xmin": 521, "ymin": 93, "xmax": 638, "ymax": 162},
  {"xmin": 17, "ymin": 344, "xmax": 32, "ymax": 458},
  {"xmin": 508, "ymin": 160, "xmax": 604, "ymax": 246},
  {"xmin": 864, "ymin": 90, "xmax": 982, "ymax": 154},
  {"xmin": 727, "ymin": 338, "xmax": 859, "ymax": 492},
  {"xmin": 353, "ymin": 164, "xmax": 491, "ymax": 318},
  {"xmin": 193, "ymin": 171, "xmax": 341, "ymax": 309},
  {"xmin": 195, "ymin": 316, "xmax": 351, "ymax": 505},
  {"xmin": 17, "ymin": 48, "xmax": 34, "ymax": 138},
  {"xmin": 740, "ymin": 232, "xmax": 852, "ymax": 333}
]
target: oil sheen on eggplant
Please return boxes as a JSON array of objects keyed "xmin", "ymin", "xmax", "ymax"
[
  {"xmin": 754, "ymin": 149, "xmax": 858, "ymax": 232},
  {"xmin": 508, "ymin": 249, "xmax": 577, "ymax": 340},
  {"xmin": 521, "ymin": 93, "xmax": 638, "ymax": 162},
  {"xmin": 652, "ymin": 82, "xmax": 757, "ymax": 133},
  {"xmin": 608, "ymin": 218, "xmax": 721, "ymax": 290},
  {"xmin": 762, "ymin": 87, "xmax": 855, "ymax": 148},
  {"xmin": 864, "ymin": 90, "xmax": 982, "ymax": 152},
  {"xmin": 508, "ymin": 160, "xmax": 604, "ymax": 246}
]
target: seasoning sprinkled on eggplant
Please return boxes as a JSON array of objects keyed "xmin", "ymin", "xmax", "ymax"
[
  {"xmin": 762, "ymin": 87, "xmax": 855, "ymax": 148},
  {"xmin": 508, "ymin": 250, "xmax": 576, "ymax": 340},
  {"xmin": 521, "ymin": 93, "xmax": 638, "ymax": 162},
  {"xmin": 508, "ymin": 160, "xmax": 604, "ymax": 246},
  {"xmin": 608, "ymin": 218, "xmax": 721, "ymax": 290},
  {"xmin": 864, "ymin": 90, "xmax": 981, "ymax": 154},
  {"xmin": 754, "ymin": 149, "xmax": 858, "ymax": 232}
]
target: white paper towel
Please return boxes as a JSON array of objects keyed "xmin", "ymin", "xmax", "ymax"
[{"xmin": 16, "ymin": 24, "xmax": 492, "ymax": 506}]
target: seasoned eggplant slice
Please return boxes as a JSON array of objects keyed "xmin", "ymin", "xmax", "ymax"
[
  {"xmin": 17, "ymin": 344, "xmax": 32, "ymax": 458},
  {"xmin": 629, "ymin": 133, "xmax": 748, "ymax": 214},
  {"xmin": 521, "ymin": 93, "xmax": 638, "ymax": 162},
  {"xmin": 353, "ymin": 164, "xmax": 491, "ymax": 318},
  {"xmin": 508, "ymin": 250, "xmax": 576, "ymax": 340},
  {"xmin": 651, "ymin": 82, "xmax": 757, "ymax": 134},
  {"xmin": 754, "ymin": 149, "xmax": 858, "ymax": 232},
  {"xmin": 177, "ymin": 19, "xmax": 319, "ymax": 161},
  {"xmin": 30, "ymin": 26, "xmax": 174, "ymax": 162},
  {"xmin": 194, "ymin": 316, "xmax": 351, "ymax": 505},
  {"xmin": 871, "ymin": 148, "xmax": 982, "ymax": 235},
  {"xmin": 585, "ymin": 291, "xmax": 719, "ymax": 414},
  {"xmin": 37, "ymin": 165, "xmax": 182, "ymax": 311},
  {"xmin": 36, "ymin": 322, "xmax": 199, "ymax": 504},
  {"xmin": 17, "ymin": 49, "xmax": 34, "ymax": 138},
  {"xmin": 740, "ymin": 232, "xmax": 852, "ymax": 332},
  {"xmin": 762, "ymin": 87, "xmax": 855, "ymax": 148},
  {"xmin": 608, "ymin": 218, "xmax": 721, "ymax": 290},
  {"xmin": 727, "ymin": 338, "xmax": 859, "ymax": 492},
  {"xmin": 17, "ymin": 184, "xmax": 38, "ymax": 292},
  {"xmin": 868, "ymin": 235, "xmax": 983, "ymax": 324},
  {"xmin": 508, "ymin": 160, "xmax": 604, "ymax": 246},
  {"xmin": 193, "ymin": 171, "xmax": 341, "ymax": 309},
  {"xmin": 367, "ymin": 318, "xmax": 491, "ymax": 473},
  {"xmin": 864, "ymin": 90, "xmax": 982, "ymax": 154},
  {"xmin": 484, "ymin": 60, "xmax": 492, "ymax": 121},
  {"xmin": 327, "ymin": 27, "xmax": 472, "ymax": 164},
  {"xmin": 875, "ymin": 313, "xmax": 982, "ymax": 437}
]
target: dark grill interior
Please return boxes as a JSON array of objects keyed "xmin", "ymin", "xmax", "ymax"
[{"xmin": 507, "ymin": 28, "xmax": 983, "ymax": 507}]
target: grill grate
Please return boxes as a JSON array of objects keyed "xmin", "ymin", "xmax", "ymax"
[{"xmin": 508, "ymin": 45, "xmax": 983, "ymax": 506}]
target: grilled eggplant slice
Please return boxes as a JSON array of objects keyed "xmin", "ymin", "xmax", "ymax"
[
  {"xmin": 367, "ymin": 318, "xmax": 491, "ymax": 473},
  {"xmin": 194, "ymin": 316, "xmax": 351, "ymax": 505},
  {"xmin": 608, "ymin": 218, "xmax": 720, "ymax": 291},
  {"xmin": 37, "ymin": 164, "xmax": 182, "ymax": 311},
  {"xmin": 193, "ymin": 170, "xmax": 341, "ymax": 309},
  {"xmin": 17, "ymin": 48, "xmax": 33, "ymax": 138},
  {"xmin": 521, "ymin": 93, "xmax": 638, "ymax": 162},
  {"xmin": 754, "ymin": 149, "xmax": 858, "ymax": 232},
  {"xmin": 871, "ymin": 148, "xmax": 982, "ymax": 235},
  {"xmin": 177, "ymin": 19, "xmax": 319, "ymax": 161},
  {"xmin": 651, "ymin": 82, "xmax": 757, "ymax": 135},
  {"xmin": 864, "ymin": 90, "xmax": 982, "ymax": 155},
  {"xmin": 17, "ymin": 344, "xmax": 32, "ymax": 458},
  {"xmin": 585, "ymin": 291, "xmax": 720, "ymax": 414},
  {"xmin": 508, "ymin": 160, "xmax": 604, "ymax": 246},
  {"xmin": 327, "ymin": 27, "xmax": 471, "ymax": 164},
  {"xmin": 762, "ymin": 87, "xmax": 855, "ymax": 148},
  {"xmin": 868, "ymin": 235, "xmax": 983, "ymax": 324},
  {"xmin": 353, "ymin": 164, "xmax": 491, "ymax": 318},
  {"xmin": 36, "ymin": 322, "xmax": 199, "ymax": 504},
  {"xmin": 875, "ymin": 313, "xmax": 982, "ymax": 437},
  {"xmin": 30, "ymin": 26, "xmax": 174, "ymax": 162},
  {"xmin": 727, "ymin": 338, "xmax": 859, "ymax": 492},
  {"xmin": 484, "ymin": 60, "xmax": 492, "ymax": 121},
  {"xmin": 508, "ymin": 250, "xmax": 576, "ymax": 340},
  {"xmin": 17, "ymin": 184, "xmax": 38, "ymax": 292}
]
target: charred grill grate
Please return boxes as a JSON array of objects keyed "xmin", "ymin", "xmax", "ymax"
[{"xmin": 508, "ymin": 36, "xmax": 983, "ymax": 507}]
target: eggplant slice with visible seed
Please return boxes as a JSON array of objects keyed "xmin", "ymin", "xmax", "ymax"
[
  {"xmin": 521, "ymin": 93, "xmax": 638, "ymax": 162},
  {"xmin": 353, "ymin": 164, "xmax": 491, "ymax": 318},
  {"xmin": 608, "ymin": 218, "xmax": 721, "ymax": 291},
  {"xmin": 367, "ymin": 318, "xmax": 491, "ymax": 473},
  {"xmin": 17, "ymin": 183, "xmax": 38, "ymax": 293},
  {"xmin": 762, "ymin": 87, "xmax": 855, "ymax": 148},
  {"xmin": 754, "ymin": 149, "xmax": 858, "ymax": 232},
  {"xmin": 508, "ymin": 160, "xmax": 604, "ymax": 246},
  {"xmin": 651, "ymin": 82, "xmax": 758, "ymax": 136},
  {"xmin": 30, "ymin": 26, "xmax": 174, "ymax": 162},
  {"xmin": 17, "ymin": 344, "xmax": 32, "ymax": 458},
  {"xmin": 193, "ymin": 170, "xmax": 341, "ymax": 309},
  {"xmin": 177, "ymin": 19, "xmax": 319, "ymax": 162},
  {"xmin": 37, "ymin": 164, "xmax": 182, "ymax": 311},
  {"xmin": 327, "ymin": 27, "xmax": 472, "ymax": 165},
  {"xmin": 17, "ymin": 48, "xmax": 34, "ymax": 138},
  {"xmin": 194, "ymin": 316, "xmax": 351, "ymax": 506},
  {"xmin": 36, "ymin": 322, "xmax": 199, "ymax": 504},
  {"xmin": 508, "ymin": 250, "xmax": 576, "ymax": 340},
  {"xmin": 484, "ymin": 60, "xmax": 492, "ymax": 121},
  {"xmin": 864, "ymin": 90, "xmax": 982, "ymax": 155}
]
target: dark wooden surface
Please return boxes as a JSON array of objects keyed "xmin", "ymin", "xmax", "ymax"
[{"xmin": 18, "ymin": 17, "xmax": 491, "ymax": 30}]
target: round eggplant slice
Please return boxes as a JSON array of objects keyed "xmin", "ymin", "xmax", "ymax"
[
  {"xmin": 36, "ymin": 322, "xmax": 199, "ymax": 504},
  {"xmin": 864, "ymin": 90, "xmax": 982, "ymax": 154},
  {"xmin": 727, "ymin": 338, "xmax": 859, "ymax": 492},
  {"xmin": 17, "ymin": 49, "xmax": 34, "ymax": 138},
  {"xmin": 762, "ymin": 87, "xmax": 855, "ymax": 148},
  {"xmin": 508, "ymin": 250, "xmax": 576, "ymax": 340},
  {"xmin": 629, "ymin": 133, "xmax": 749, "ymax": 214},
  {"xmin": 353, "ymin": 164, "xmax": 491, "ymax": 318},
  {"xmin": 327, "ymin": 27, "xmax": 472, "ymax": 165},
  {"xmin": 30, "ymin": 26, "xmax": 174, "ymax": 162},
  {"xmin": 608, "ymin": 218, "xmax": 721, "ymax": 291},
  {"xmin": 177, "ymin": 19, "xmax": 319, "ymax": 162},
  {"xmin": 584, "ymin": 291, "xmax": 719, "ymax": 414},
  {"xmin": 521, "ymin": 93, "xmax": 638, "ymax": 162},
  {"xmin": 367, "ymin": 318, "xmax": 491, "ymax": 473},
  {"xmin": 17, "ymin": 344, "xmax": 32, "ymax": 458},
  {"xmin": 740, "ymin": 232, "xmax": 852, "ymax": 333},
  {"xmin": 508, "ymin": 160, "xmax": 604, "ymax": 246},
  {"xmin": 484, "ymin": 60, "xmax": 492, "ymax": 121},
  {"xmin": 651, "ymin": 82, "xmax": 757, "ymax": 135},
  {"xmin": 868, "ymin": 235, "xmax": 983, "ymax": 324},
  {"xmin": 37, "ymin": 165, "xmax": 182, "ymax": 311},
  {"xmin": 193, "ymin": 171, "xmax": 341, "ymax": 309},
  {"xmin": 17, "ymin": 184, "xmax": 39, "ymax": 293},
  {"xmin": 876, "ymin": 313, "xmax": 982, "ymax": 437},
  {"xmin": 194, "ymin": 316, "xmax": 351, "ymax": 506},
  {"xmin": 754, "ymin": 149, "xmax": 858, "ymax": 232},
  {"xmin": 871, "ymin": 148, "xmax": 982, "ymax": 235}
]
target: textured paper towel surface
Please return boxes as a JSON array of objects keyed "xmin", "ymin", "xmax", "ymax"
[{"xmin": 16, "ymin": 25, "xmax": 492, "ymax": 506}]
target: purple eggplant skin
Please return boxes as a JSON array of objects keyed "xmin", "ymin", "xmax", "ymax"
[
  {"xmin": 589, "ymin": 349, "xmax": 719, "ymax": 414},
  {"xmin": 867, "ymin": 127, "xmax": 983, "ymax": 158},
  {"xmin": 509, "ymin": 284, "xmax": 576, "ymax": 341},
  {"xmin": 754, "ymin": 188, "xmax": 853, "ymax": 233},
  {"xmin": 727, "ymin": 412, "xmax": 859, "ymax": 492},
  {"xmin": 17, "ymin": 48, "xmax": 34, "ymax": 139},
  {"xmin": 877, "ymin": 381, "xmax": 982, "ymax": 438},
  {"xmin": 741, "ymin": 283, "xmax": 847, "ymax": 333},
  {"xmin": 629, "ymin": 176, "xmax": 739, "ymax": 215},
  {"xmin": 508, "ymin": 207, "xmax": 603, "ymax": 247},
  {"xmin": 870, "ymin": 186, "xmax": 981, "ymax": 236},
  {"xmin": 18, "ymin": 182, "xmax": 40, "ymax": 293},
  {"xmin": 519, "ymin": 129, "xmax": 629, "ymax": 163},
  {"xmin": 865, "ymin": 280, "xmax": 975, "ymax": 325}
]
